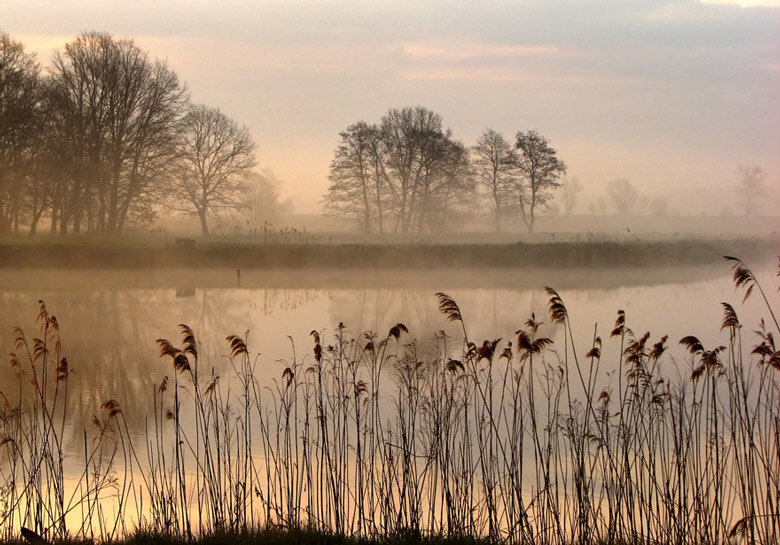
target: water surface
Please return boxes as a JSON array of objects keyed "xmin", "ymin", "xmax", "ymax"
[{"xmin": 0, "ymin": 264, "xmax": 776, "ymax": 449}]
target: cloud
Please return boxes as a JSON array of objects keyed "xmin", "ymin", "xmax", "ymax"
[
  {"xmin": 401, "ymin": 42, "xmax": 562, "ymax": 62},
  {"xmin": 2, "ymin": 0, "xmax": 778, "ymax": 213},
  {"xmin": 702, "ymin": 0, "xmax": 780, "ymax": 6}
]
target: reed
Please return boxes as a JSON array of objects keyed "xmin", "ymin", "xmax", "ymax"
[{"xmin": 0, "ymin": 256, "xmax": 778, "ymax": 544}]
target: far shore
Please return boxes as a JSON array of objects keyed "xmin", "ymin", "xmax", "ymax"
[{"xmin": 0, "ymin": 236, "xmax": 777, "ymax": 271}]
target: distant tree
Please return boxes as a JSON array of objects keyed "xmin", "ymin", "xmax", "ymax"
[
  {"xmin": 381, "ymin": 106, "xmax": 453, "ymax": 235},
  {"xmin": 737, "ymin": 165, "xmax": 768, "ymax": 217},
  {"xmin": 46, "ymin": 31, "xmax": 186, "ymax": 234},
  {"xmin": 169, "ymin": 104, "xmax": 257, "ymax": 235},
  {"xmin": 606, "ymin": 178, "xmax": 639, "ymax": 215},
  {"xmin": 588, "ymin": 198, "xmax": 608, "ymax": 215},
  {"xmin": 514, "ymin": 130, "xmax": 567, "ymax": 233},
  {"xmin": 648, "ymin": 197, "xmax": 669, "ymax": 217},
  {"xmin": 425, "ymin": 138, "xmax": 474, "ymax": 233},
  {"xmin": 323, "ymin": 106, "xmax": 473, "ymax": 236},
  {"xmin": 0, "ymin": 33, "xmax": 44, "ymax": 234},
  {"xmin": 471, "ymin": 128, "xmax": 517, "ymax": 233},
  {"xmin": 560, "ymin": 177, "xmax": 582, "ymax": 215},
  {"xmin": 246, "ymin": 169, "xmax": 293, "ymax": 226},
  {"xmin": 324, "ymin": 121, "xmax": 385, "ymax": 234}
]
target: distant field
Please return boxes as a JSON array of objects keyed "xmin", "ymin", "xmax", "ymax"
[
  {"xmin": 0, "ymin": 236, "xmax": 777, "ymax": 270},
  {"xmin": 273, "ymin": 212, "xmax": 780, "ymax": 241},
  {"xmin": 149, "ymin": 212, "xmax": 780, "ymax": 244}
]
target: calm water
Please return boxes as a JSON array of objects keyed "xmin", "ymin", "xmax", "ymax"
[
  {"xmin": 1, "ymin": 262, "xmax": 779, "ymax": 539},
  {"xmin": 0, "ymin": 263, "xmax": 776, "ymax": 448}
]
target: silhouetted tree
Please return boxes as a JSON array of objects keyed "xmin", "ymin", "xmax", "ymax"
[
  {"xmin": 514, "ymin": 130, "xmax": 567, "ymax": 233},
  {"xmin": 648, "ymin": 197, "xmax": 669, "ymax": 217},
  {"xmin": 471, "ymin": 129, "xmax": 517, "ymax": 233},
  {"xmin": 169, "ymin": 104, "xmax": 257, "ymax": 235},
  {"xmin": 47, "ymin": 31, "xmax": 186, "ymax": 233},
  {"xmin": 246, "ymin": 169, "xmax": 293, "ymax": 227},
  {"xmin": 324, "ymin": 107, "xmax": 473, "ymax": 236},
  {"xmin": 324, "ymin": 121, "xmax": 385, "ymax": 234},
  {"xmin": 606, "ymin": 178, "xmax": 639, "ymax": 215},
  {"xmin": 381, "ymin": 107, "xmax": 440, "ymax": 234},
  {"xmin": 560, "ymin": 177, "xmax": 582, "ymax": 216},
  {"xmin": 737, "ymin": 165, "xmax": 768, "ymax": 217},
  {"xmin": 0, "ymin": 33, "xmax": 44, "ymax": 234},
  {"xmin": 423, "ymin": 137, "xmax": 474, "ymax": 233}
]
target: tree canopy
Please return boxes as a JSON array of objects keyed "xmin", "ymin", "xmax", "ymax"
[
  {"xmin": 514, "ymin": 130, "xmax": 567, "ymax": 233},
  {"xmin": 324, "ymin": 107, "xmax": 475, "ymax": 236},
  {"xmin": 0, "ymin": 30, "xmax": 281, "ymax": 236},
  {"xmin": 168, "ymin": 104, "xmax": 257, "ymax": 235}
]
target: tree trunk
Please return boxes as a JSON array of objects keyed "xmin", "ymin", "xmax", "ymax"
[
  {"xmin": 28, "ymin": 210, "xmax": 43, "ymax": 236},
  {"xmin": 362, "ymin": 182, "xmax": 371, "ymax": 235},
  {"xmin": 59, "ymin": 213, "xmax": 68, "ymax": 236},
  {"xmin": 199, "ymin": 210, "xmax": 210, "ymax": 235},
  {"xmin": 49, "ymin": 208, "xmax": 58, "ymax": 235},
  {"xmin": 493, "ymin": 186, "xmax": 502, "ymax": 234}
]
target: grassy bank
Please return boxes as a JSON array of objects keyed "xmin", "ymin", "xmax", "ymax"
[{"xmin": 0, "ymin": 237, "xmax": 777, "ymax": 269}]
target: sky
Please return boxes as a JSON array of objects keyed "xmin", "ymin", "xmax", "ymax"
[{"xmin": 2, "ymin": 0, "xmax": 779, "ymax": 215}]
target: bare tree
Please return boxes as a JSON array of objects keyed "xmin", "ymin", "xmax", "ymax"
[
  {"xmin": 648, "ymin": 197, "xmax": 669, "ymax": 217},
  {"xmin": 246, "ymin": 169, "xmax": 293, "ymax": 227},
  {"xmin": 737, "ymin": 165, "xmax": 768, "ymax": 217},
  {"xmin": 324, "ymin": 121, "xmax": 384, "ymax": 234},
  {"xmin": 47, "ymin": 31, "xmax": 186, "ymax": 233},
  {"xmin": 382, "ymin": 107, "xmax": 478, "ymax": 235},
  {"xmin": 514, "ymin": 130, "xmax": 567, "ymax": 233},
  {"xmin": 423, "ymin": 137, "xmax": 474, "ymax": 233},
  {"xmin": 471, "ymin": 129, "xmax": 517, "ymax": 233},
  {"xmin": 169, "ymin": 104, "xmax": 257, "ymax": 235},
  {"xmin": 323, "ymin": 107, "xmax": 473, "ymax": 236},
  {"xmin": 0, "ymin": 33, "xmax": 43, "ymax": 234},
  {"xmin": 380, "ymin": 106, "xmax": 440, "ymax": 234},
  {"xmin": 560, "ymin": 177, "xmax": 582, "ymax": 216},
  {"xmin": 606, "ymin": 178, "xmax": 639, "ymax": 215}
]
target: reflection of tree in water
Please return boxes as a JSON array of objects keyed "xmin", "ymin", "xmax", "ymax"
[
  {"xmin": 256, "ymin": 288, "xmax": 319, "ymax": 314},
  {"xmin": 0, "ymin": 286, "xmax": 319, "ymax": 454},
  {"xmin": 323, "ymin": 271, "xmax": 774, "ymax": 367},
  {"xmin": 0, "ymin": 290, "xmax": 172, "ymax": 451},
  {"xmin": 1, "ymin": 267, "xmax": 769, "ymax": 459},
  {"xmin": 325, "ymin": 288, "xmax": 560, "ymax": 359}
]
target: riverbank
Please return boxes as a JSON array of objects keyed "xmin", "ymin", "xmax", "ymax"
[{"xmin": 0, "ymin": 237, "xmax": 777, "ymax": 270}]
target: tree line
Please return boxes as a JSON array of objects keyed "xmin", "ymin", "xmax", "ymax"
[
  {"xmin": 323, "ymin": 108, "xmax": 773, "ymax": 234},
  {"xmin": 323, "ymin": 107, "xmax": 567, "ymax": 235},
  {"xmin": 0, "ymin": 31, "xmax": 262, "ymax": 236}
]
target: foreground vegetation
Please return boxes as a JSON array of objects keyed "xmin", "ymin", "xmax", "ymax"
[
  {"xmin": 0, "ymin": 256, "xmax": 778, "ymax": 545},
  {"xmin": 1, "ymin": 528, "xmax": 495, "ymax": 545}
]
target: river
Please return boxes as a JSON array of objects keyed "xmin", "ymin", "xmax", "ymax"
[{"xmin": 0, "ymin": 260, "xmax": 778, "ymax": 540}]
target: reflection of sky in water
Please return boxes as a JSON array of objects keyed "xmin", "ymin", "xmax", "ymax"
[{"xmin": 0, "ymin": 265, "xmax": 777, "ymax": 453}]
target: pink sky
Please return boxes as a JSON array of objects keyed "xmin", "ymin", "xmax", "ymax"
[{"xmin": 2, "ymin": 0, "xmax": 779, "ymax": 215}]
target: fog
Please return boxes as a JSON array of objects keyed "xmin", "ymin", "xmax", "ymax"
[
  {"xmin": 1, "ymin": 261, "xmax": 777, "ymax": 445},
  {"xmin": 5, "ymin": 1, "xmax": 779, "ymax": 214},
  {"xmin": 2, "ymin": 2, "xmax": 780, "ymax": 539}
]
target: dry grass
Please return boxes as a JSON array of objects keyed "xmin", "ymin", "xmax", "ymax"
[{"xmin": 0, "ymin": 256, "xmax": 778, "ymax": 544}]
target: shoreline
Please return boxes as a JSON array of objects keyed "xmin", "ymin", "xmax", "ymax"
[{"xmin": 0, "ymin": 238, "xmax": 777, "ymax": 270}]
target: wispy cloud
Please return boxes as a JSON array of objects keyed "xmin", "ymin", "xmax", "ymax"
[
  {"xmin": 397, "ymin": 41, "xmax": 580, "ymax": 83},
  {"xmin": 701, "ymin": 0, "xmax": 780, "ymax": 6},
  {"xmin": 402, "ymin": 42, "xmax": 562, "ymax": 62}
]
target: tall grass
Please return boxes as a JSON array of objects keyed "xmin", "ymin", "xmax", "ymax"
[
  {"xmin": 0, "ymin": 256, "xmax": 778, "ymax": 544},
  {"xmin": 0, "ymin": 301, "xmax": 139, "ymax": 541}
]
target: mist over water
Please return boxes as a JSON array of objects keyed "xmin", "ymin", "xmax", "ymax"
[
  {"xmin": 1, "ymin": 3, "xmax": 779, "ymax": 539},
  {"xmin": 1, "ymin": 263, "xmax": 775, "ymax": 452}
]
